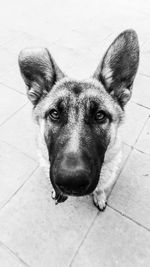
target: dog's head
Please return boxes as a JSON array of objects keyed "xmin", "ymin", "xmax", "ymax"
[{"xmin": 19, "ymin": 30, "xmax": 139, "ymax": 198}]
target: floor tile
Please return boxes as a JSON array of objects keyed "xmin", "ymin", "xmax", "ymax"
[
  {"xmin": 132, "ymin": 74, "xmax": 150, "ymax": 109},
  {"xmin": 49, "ymin": 43, "xmax": 92, "ymax": 78},
  {"xmin": 71, "ymin": 207, "xmax": 150, "ymax": 267},
  {"xmin": 50, "ymin": 33, "xmax": 115, "ymax": 79},
  {"xmin": 119, "ymin": 102, "xmax": 149, "ymax": 146},
  {"xmin": 0, "ymin": 103, "xmax": 37, "ymax": 160},
  {"xmin": 139, "ymin": 40, "xmax": 150, "ymax": 76},
  {"xmin": 120, "ymin": 143, "xmax": 132, "ymax": 169},
  {"xmin": 2, "ymin": 32, "xmax": 51, "ymax": 56},
  {"xmin": 0, "ymin": 244, "xmax": 26, "ymax": 267},
  {"xmin": 0, "ymin": 28, "xmax": 21, "ymax": 46},
  {"xmin": 109, "ymin": 149, "xmax": 150, "ymax": 230},
  {"xmin": 0, "ymin": 66, "xmax": 26, "ymax": 95},
  {"xmin": 55, "ymin": 25, "xmax": 111, "ymax": 53},
  {"xmin": 135, "ymin": 117, "xmax": 150, "ymax": 154},
  {"xmin": 141, "ymin": 39, "xmax": 150, "ymax": 52},
  {"xmin": 0, "ymin": 48, "xmax": 17, "ymax": 76},
  {"xmin": 139, "ymin": 52, "xmax": 150, "ymax": 76},
  {"xmin": 0, "ymin": 140, "xmax": 37, "ymax": 209},
  {"xmin": 89, "ymin": 1, "xmax": 150, "ymax": 46},
  {"xmin": 0, "ymin": 168, "xmax": 97, "ymax": 267},
  {"xmin": 0, "ymin": 85, "xmax": 26, "ymax": 126}
]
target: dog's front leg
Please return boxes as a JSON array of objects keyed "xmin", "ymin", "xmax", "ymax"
[{"xmin": 93, "ymin": 149, "xmax": 122, "ymax": 211}]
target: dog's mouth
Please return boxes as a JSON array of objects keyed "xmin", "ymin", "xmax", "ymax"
[
  {"xmin": 51, "ymin": 172, "xmax": 100, "ymax": 205},
  {"xmin": 51, "ymin": 188, "xmax": 89, "ymax": 205},
  {"xmin": 52, "ymin": 183, "xmax": 89, "ymax": 202},
  {"xmin": 59, "ymin": 187, "xmax": 88, "ymax": 197},
  {"xmin": 51, "ymin": 189, "xmax": 68, "ymax": 204}
]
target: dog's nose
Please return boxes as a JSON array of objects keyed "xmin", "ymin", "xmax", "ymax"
[{"xmin": 55, "ymin": 153, "xmax": 90, "ymax": 193}]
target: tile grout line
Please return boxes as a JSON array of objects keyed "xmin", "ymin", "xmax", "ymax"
[
  {"xmin": 108, "ymin": 204, "xmax": 150, "ymax": 233},
  {"xmin": 139, "ymin": 72, "xmax": 150, "ymax": 79},
  {"xmin": 123, "ymin": 141, "xmax": 150, "ymax": 156},
  {"xmin": 68, "ymin": 210, "xmax": 99, "ymax": 267},
  {"xmin": 135, "ymin": 147, "xmax": 150, "ymax": 156},
  {"xmin": 0, "ymin": 65, "xmax": 19, "ymax": 78},
  {"xmin": 133, "ymin": 101, "xmax": 150, "ymax": 111},
  {"xmin": 0, "ymin": 138, "xmax": 38, "ymax": 163},
  {"xmin": 0, "ymin": 166, "xmax": 39, "ymax": 212},
  {"xmin": 133, "ymin": 114, "xmax": 150, "ymax": 147},
  {"xmin": 0, "ymin": 81, "xmax": 26, "ymax": 95},
  {"xmin": 69, "ymin": 204, "xmax": 150, "ymax": 267},
  {"xmin": 0, "ymin": 240, "xmax": 31, "ymax": 267},
  {"xmin": 0, "ymin": 102, "xmax": 28, "ymax": 128},
  {"xmin": 109, "ymin": 115, "xmax": 150, "ymax": 222}
]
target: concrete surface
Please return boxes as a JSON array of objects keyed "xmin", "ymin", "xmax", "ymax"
[{"xmin": 0, "ymin": 0, "xmax": 150, "ymax": 266}]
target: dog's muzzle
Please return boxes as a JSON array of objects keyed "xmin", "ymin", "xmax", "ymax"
[{"xmin": 51, "ymin": 152, "xmax": 93, "ymax": 196}]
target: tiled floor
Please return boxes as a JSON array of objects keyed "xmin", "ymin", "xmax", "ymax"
[{"xmin": 0, "ymin": 0, "xmax": 150, "ymax": 266}]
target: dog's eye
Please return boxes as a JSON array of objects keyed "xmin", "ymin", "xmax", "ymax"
[
  {"xmin": 95, "ymin": 111, "xmax": 106, "ymax": 123},
  {"xmin": 49, "ymin": 109, "xmax": 60, "ymax": 121}
]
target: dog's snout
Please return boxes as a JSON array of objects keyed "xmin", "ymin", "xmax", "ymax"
[
  {"xmin": 61, "ymin": 153, "xmax": 86, "ymax": 172},
  {"xmin": 55, "ymin": 153, "xmax": 90, "ymax": 194}
]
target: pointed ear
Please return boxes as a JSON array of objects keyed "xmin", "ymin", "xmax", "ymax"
[
  {"xmin": 18, "ymin": 48, "xmax": 65, "ymax": 105},
  {"xmin": 93, "ymin": 30, "xmax": 139, "ymax": 107}
]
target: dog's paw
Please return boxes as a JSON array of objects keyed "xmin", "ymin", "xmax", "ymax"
[
  {"xmin": 51, "ymin": 189, "xmax": 68, "ymax": 204},
  {"xmin": 93, "ymin": 190, "xmax": 107, "ymax": 211}
]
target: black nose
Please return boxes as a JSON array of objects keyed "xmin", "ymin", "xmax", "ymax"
[{"xmin": 55, "ymin": 153, "xmax": 90, "ymax": 194}]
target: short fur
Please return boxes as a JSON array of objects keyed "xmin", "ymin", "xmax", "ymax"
[{"xmin": 19, "ymin": 29, "xmax": 139, "ymax": 210}]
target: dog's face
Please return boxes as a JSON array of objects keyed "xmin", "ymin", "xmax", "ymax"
[
  {"xmin": 19, "ymin": 29, "xmax": 139, "ymax": 199},
  {"xmin": 35, "ymin": 79, "xmax": 123, "ymax": 197}
]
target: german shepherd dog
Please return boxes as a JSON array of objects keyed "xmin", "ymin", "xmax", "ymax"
[{"xmin": 18, "ymin": 30, "xmax": 139, "ymax": 210}]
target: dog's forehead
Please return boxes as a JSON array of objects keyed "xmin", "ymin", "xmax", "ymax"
[
  {"xmin": 44, "ymin": 78, "xmax": 114, "ymax": 108},
  {"xmin": 52, "ymin": 78, "xmax": 102, "ymax": 95},
  {"xmin": 35, "ymin": 78, "xmax": 122, "ymax": 122}
]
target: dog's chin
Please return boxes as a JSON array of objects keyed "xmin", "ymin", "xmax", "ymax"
[
  {"xmin": 59, "ymin": 189, "xmax": 88, "ymax": 197},
  {"xmin": 52, "ymin": 183, "xmax": 87, "ymax": 197}
]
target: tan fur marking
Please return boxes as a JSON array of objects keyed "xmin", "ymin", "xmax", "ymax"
[
  {"xmin": 37, "ymin": 119, "xmax": 50, "ymax": 177},
  {"xmin": 67, "ymin": 127, "xmax": 80, "ymax": 153},
  {"xmin": 93, "ymin": 131, "xmax": 122, "ymax": 210}
]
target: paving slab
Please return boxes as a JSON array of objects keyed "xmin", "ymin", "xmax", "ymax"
[
  {"xmin": 0, "ymin": 47, "xmax": 18, "ymax": 76},
  {"xmin": 0, "ymin": 66, "xmax": 26, "ymax": 95},
  {"xmin": 135, "ymin": 117, "xmax": 150, "ymax": 155},
  {"xmin": 109, "ymin": 149, "xmax": 150, "ymax": 230},
  {"xmin": 0, "ymin": 27, "xmax": 22, "ymax": 47},
  {"xmin": 0, "ymin": 103, "xmax": 37, "ymax": 161},
  {"xmin": 119, "ymin": 102, "xmax": 149, "ymax": 146},
  {"xmin": 0, "ymin": 140, "xmax": 37, "ymax": 209},
  {"xmin": 54, "ymin": 26, "xmax": 111, "ymax": 54},
  {"xmin": 71, "ymin": 207, "xmax": 150, "ymax": 267},
  {"xmin": 0, "ymin": 84, "xmax": 26, "ymax": 126},
  {"xmin": 141, "ymin": 38, "xmax": 150, "ymax": 52},
  {"xmin": 0, "ymin": 244, "xmax": 27, "ymax": 267},
  {"xmin": 87, "ymin": 0, "xmax": 150, "ymax": 46},
  {"xmin": 0, "ymin": 168, "xmax": 97, "ymax": 267},
  {"xmin": 2, "ymin": 32, "xmax": 52, "ymax": 56},
  {"xmin": 139, "ymin": 52, "xmax": 150, "ymax": 76},
  {"xmin": 132, "ymin": 74, "xmax": 150, "ymax": 109},
  {"xmin": 49, "ymin": 42, "xmax": 94, "ymax": 78}
]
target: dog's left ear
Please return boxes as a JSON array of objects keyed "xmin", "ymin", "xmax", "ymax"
[
  {"xmin": 93, "ymin": 30, "xmax": 139, "ymax": 107},
  {"xmin": 19, "ymin": 48, "xmax": 65, "ymax": 105}
]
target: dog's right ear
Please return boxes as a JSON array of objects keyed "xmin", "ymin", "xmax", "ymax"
[
  {"xmin": 93, "ymin": 30, "xmax": 139, "ymax": 107},
  {"xmin": 18, "ymin": 48, "xmax": 65, "ymax": 105}
]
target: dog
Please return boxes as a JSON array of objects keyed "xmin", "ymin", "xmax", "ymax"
[{"xmin": 18, "ymin": 29, "xmax": 139, "ymax": 211}]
